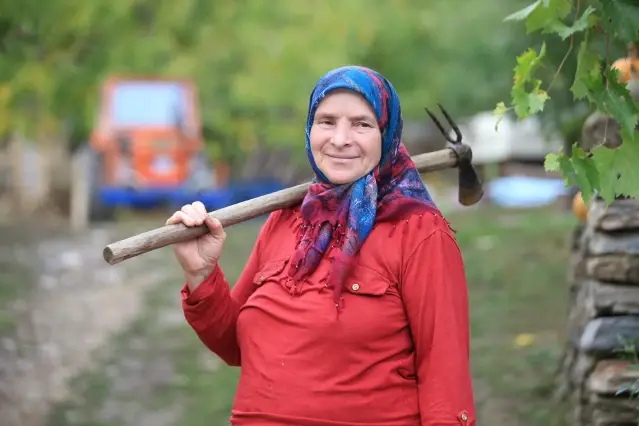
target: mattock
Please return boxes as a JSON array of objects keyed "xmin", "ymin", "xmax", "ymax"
[{"xmin": 425, "ymin": 104, "xmax": 484, "ymax": 207}]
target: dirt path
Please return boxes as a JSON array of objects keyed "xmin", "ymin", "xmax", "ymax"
[
  {"xmin": 40, "ymin": 221, "xmax": 261, "ymax": 426},
  {"xmin": 45, "ymin": 272, "xmax": 190, "ymax": 426},
  {"xmin": 43, "ymin": 242, "xmax": 231, "ymax": 426},
  {"xmin": 0, "ymin": 221, "xmax": 173, "ymax": 426}
]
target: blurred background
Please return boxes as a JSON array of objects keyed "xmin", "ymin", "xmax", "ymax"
[{"xmin": 0, "ymin": 1, "xmax": 634, "ymax": 425}]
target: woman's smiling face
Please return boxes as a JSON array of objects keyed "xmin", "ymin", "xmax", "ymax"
[{"xmin": 309, "ymin": 90, "xmax": 382, "ymax": 185}]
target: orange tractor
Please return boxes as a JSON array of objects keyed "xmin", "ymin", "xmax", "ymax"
[{"xmin": 85, "ymin": 76, "xmax": 283, "ymax": 220}]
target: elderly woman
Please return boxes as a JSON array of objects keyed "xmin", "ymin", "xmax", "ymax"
[{"xmin": 167, "ymin": 66, "xmax": 476, "ymax": 426}]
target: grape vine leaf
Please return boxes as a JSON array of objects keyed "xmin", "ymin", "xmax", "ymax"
[
  {"xmin": 513, "ymin": 42, "xmax": 546, "ymax": 85},
  {"xmin": 547, "ymin": 6, "xmax": 597, "ymax": 40},
  {"xmin": 548, "ymin": 146, "xmax": 599, "ymax": 203},
  {"xmin": 510, "ymin": 43, "xmax": 550, "ymax": 118},
  {"xmin": 592, "ymin": 138, "xmax": 639, "ymax": 203},
  {"xmin": 504, "ymin": 1, "xmax": 542, "ymax": 22},
  {"xmin": 513, "ymin": 80, "xmax": 550, "ymax": 117},
  {"xmin": 505, "ymin": 0, "xmax": 572, "ymax": 34},
  {"xmin": 570, "ymin": 39, "xmax": 602, "ymax": 100},
  {"xmin": 544, "ymin": 152, "xmax": 561, "ymax": 171},
  {"xmin": 594, "ymin": 69, "xmax": 639, "ymax": 137},
  {"xmin": 591, "ymin": 146, "xmax": 619, "ymax": 203},
  {"xmin": 568, "ymin": 146, "xmax": 600, "ymax": 204},
  {"xmin": 598, "ymin": 0, "xmax": 639, "ymax": 42},
  {"xmin": 493, "ymin": 101, "xmax": 509, "ymax": 131},
  {"xmin": 574, "ymin": 66, "xmax": 639, "ymax": 141}
]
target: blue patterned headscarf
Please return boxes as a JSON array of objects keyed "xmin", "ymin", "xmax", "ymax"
[{"xmin": 287, "ymin": 65, "xmax": 439, "ymax": 313}]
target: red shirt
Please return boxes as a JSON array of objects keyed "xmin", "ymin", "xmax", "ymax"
[{"xmin": 181, "ymin": 207, "xmax": 476, "ymax": 426}]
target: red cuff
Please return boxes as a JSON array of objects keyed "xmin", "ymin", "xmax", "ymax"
[
  {"xmin": 423, "ymin": 411, "xmax": 475, "ymax": 426},
  {"xmin": 180, "ymin": 264, "xmax": 222, "ymax": 306},
  {"xmin": 457, "ymin": 410, "xmax": 474, "ymax": 425}
]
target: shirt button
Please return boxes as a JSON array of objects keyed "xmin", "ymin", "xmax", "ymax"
[
  {"xmin": 351, "ymin": 283, "xmax": 360, "ymax": 291},
  {"xmin": 461, "ymin": 413, "xmax": 468, "ymax": 422}
]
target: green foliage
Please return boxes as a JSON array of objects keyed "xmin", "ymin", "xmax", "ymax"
[
  {"xmin": 1, "ymin": 0, "xmax": 543, "ymax": 167},
  {"xmin": 495, "ymin": 0, "xmax": 639, "ymax": 205},
  {"xmin": 9, "ymin": 0, "xmax": 621, "ymax": 176}
]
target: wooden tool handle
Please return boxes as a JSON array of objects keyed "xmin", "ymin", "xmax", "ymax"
[{"xmin": 103, "ymin": 148, "xmax": 469, "ymax": 265}]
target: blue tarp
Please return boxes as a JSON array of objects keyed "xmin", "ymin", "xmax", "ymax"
[{"xmin": 487, "ymin": 176, "xmax": 570, "ymax": 208}]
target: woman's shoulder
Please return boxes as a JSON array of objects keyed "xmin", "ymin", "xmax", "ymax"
[
  {"xmin": 401, "ymin": 210, "xmax": 457, "ymax": 260},
  {"xmin": 373, "ymin": 209, "xmax": 455, "ymax": 248}
]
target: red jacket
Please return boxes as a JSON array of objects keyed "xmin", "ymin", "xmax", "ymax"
[{"xmin": 181, "ymin": 207, "xmax": 476, "ymax": 426}]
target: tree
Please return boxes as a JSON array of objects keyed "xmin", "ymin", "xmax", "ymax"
[
  {"xmin": 494, "ymin": 0, "xmax": 639, "ymax": 205},
  {"xmin": 0, "ymin": 0, "xmax": 566, "ymax": 171}
]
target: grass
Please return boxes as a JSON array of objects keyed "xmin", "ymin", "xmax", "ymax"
[
  {"xmin": 45, "ymin": 205, "xmax": 578, "ymax": 426},
  {"xmin": 453, "ymin": 206, "xmax": 575, "ymax": 425}
]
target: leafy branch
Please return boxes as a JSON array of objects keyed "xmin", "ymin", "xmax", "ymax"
[{"xmin": 495, "ymin": 0, "xmax": 639, "ymax": 205}]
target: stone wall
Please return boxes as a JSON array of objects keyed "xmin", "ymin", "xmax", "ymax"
[{"xmin": 558, "ymin": 199, "xmax": 639, "ymax": 425}]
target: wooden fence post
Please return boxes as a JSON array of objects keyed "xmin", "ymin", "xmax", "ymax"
[{"xmin": 70, "ymin": 149, "xmax": 89, "ymax": 231}]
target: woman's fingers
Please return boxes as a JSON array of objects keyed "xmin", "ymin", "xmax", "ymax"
[
  {"xmin": 192, "ymin": 201, "xmax": 208, "ymax": 221},
  {"xmin": 166, "ymin": 211, "xmax": 197, "ymax": 227},
  {"xmin": 166, "ymin": 201, "xmax": 209, "ymax": 227},
  {"xmin": 180, "ymin": 203, "xmax": 204, "ymax": 225}
]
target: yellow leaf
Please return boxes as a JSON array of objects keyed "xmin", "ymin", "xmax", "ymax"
[{"xmin": 513, "ymin": 333, "xmax": 536, "ymax": 348}]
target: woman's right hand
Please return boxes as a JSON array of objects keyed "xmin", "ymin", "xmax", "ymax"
[{"xmin": 166, "ymin": 201, "xmax": 227, "ymax": 281}]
